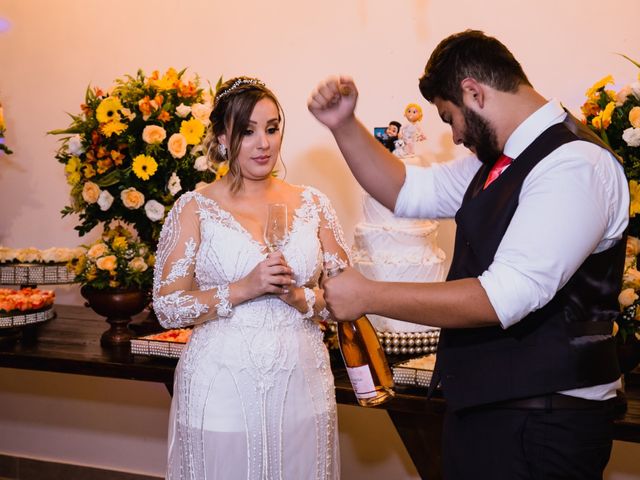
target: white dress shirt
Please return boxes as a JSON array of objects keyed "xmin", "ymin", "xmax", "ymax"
[{"xmin": 394, "ymin": 100, "xmax": 629, "ymax": 399}]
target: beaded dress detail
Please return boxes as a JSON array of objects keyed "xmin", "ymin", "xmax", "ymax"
[{"xmin": 153, "ymin": 186, "xmax": 346, "ymax": 479}]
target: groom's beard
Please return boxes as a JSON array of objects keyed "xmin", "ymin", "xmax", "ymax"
[{"xmin": 461, "ymin": 106, "xmax": 502, "ymax": 167}]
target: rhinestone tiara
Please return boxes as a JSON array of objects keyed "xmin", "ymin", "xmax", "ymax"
[{"xmin": 215, "ymin": 78, "xmax": 266, "ymax": 102}]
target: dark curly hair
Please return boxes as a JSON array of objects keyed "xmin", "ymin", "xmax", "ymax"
[{"xmin": 419, "ymin": 30, "xmax": 531, "ymax": 106}]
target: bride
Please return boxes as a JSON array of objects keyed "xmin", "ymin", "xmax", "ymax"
[{"xmin": 153, "ymin": 77, "xmax": 346, "ymax": 479}]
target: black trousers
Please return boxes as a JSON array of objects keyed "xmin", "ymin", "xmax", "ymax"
[{"xmin": 442, "ymin": 396, "xmax": 615, "ymax": 480}]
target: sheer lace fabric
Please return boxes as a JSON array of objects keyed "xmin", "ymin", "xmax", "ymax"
[{"xmin": 153, "ymin": 186, "xmax": 348, "ymax": 479}]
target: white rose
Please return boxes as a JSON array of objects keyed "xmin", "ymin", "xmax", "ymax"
[
  {"xmin": 144, "ymin": 200, "xmax": 165, "ymax": 221},
  {"xmin": 167, "ymin": 172, "xmax": 182, "ymax": 196},
  {"xmin": 68, "ymin": 134, "xmax": 84, "ymax": 156},
  {"xmin": 97, "ymin": 190, "xmax": 114, "ymax": 211},
  {"xmin": 191, "ymin": 144, "xmax": 204, "ymax": 155},
  {"xmin": 616, "ymin": 85, "xmax": 633, "ymax": 106},
  {"xmin": 194, "ymin": 155, "xmax": 209, "ymax": 171},
  {"xmin": 176, "ymin": 103, "xmax": 192, "ymax": 118},
  {"xmin": 121, "ymin": 107, "xmax": 136, "ymax": 121},
  {"xmin": 191, "ymin": 103, "xmax": 212, "ymax": 126},
  {"xmin": 142, "ymin": 125, "xmax": 167, "ymax": 144},
  {"xmin": 622, "ymin": 127, "xmax": 640, "ymax": 148}
]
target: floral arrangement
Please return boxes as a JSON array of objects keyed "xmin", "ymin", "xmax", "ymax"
[
  {"xmin": 0, "ymin": 288, "xmax": 55, "ymax": 314},
  {"xmin": 0, "ymin": 246, "xmax": 84, "ymax": 264},
  {"xmin": 582, "ymin": 56, "xmax": 640, "ymax": 344},
  {"xmin": 581, "ymin": 55, "xmax": 640, "ymax": 237},
  {"xmin": 50, "ymin": 68, "xmax": 221, "ymax": 246},
  {"xmin": 617, "ymin": 237, "xmax": 640, "ymax": 343},
  {"xmin": 0, "ymin": 101, "xmax": 12, "ymax": 155},
  {"xmin": 68, "ymin": 225, "xmax": 154, "ymax": 291}
]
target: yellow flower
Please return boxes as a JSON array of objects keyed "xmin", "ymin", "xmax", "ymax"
[
  {"xmin": 83, "ymin": 164, "xmax": 96, "ymax": 178},
  {"xmin": 111, "ymin": 236, "xmax": 128, "ymax": 250},
  {"xmin": 601, "ymin": 102, "xmax": 616, "ymax": 130},
  {"xmin": 65, "ymin": 156, "xmax": 81, "ymax": 174},
  {"xmin": 109, "ymin": 280, "xmax": 120, "ymax": 288},
  {"xmin": 66, "ymin": 171, "xmax": 81, "ymax": 185},
  {"xmin": 585, "ymin": 75, "xmax": 614, "ymax": 99},
  {"xmin": 86, "ymin": 266, "xmax": 98, "ymax": 281},
  {"xmin": 180, "ymin": 119, "xmax": 205, "ymax": 145},
  {"xmin": 630, "ymin": 180, "xmax": 640, "ymax": 218},
  {"xmin": 613, "ymin": 321, "xmax": 619, "ymax": 336},
  {"xmin": 150, "ymin": 68, "xmax": 179, "ymax": 90},
  {"xmin": 96, "ymin": 255, "xmax": 117, "ymax": 271},
  {"xmin": 630, "ymin": 106, "xmax": 640, "ymax": 129},
  {"xmin": 95, "ymin": 97, "xmax": 123, "ymax": 123},
  {"xmin": 0, "ymin": 106, "xmax": 5, "ymax": 131},
  {"xmin": 100, "ymin": 120, "xmax": 127, "ymax": 137},
  {"xmin": 132, "ymin": 154, "xmax": 158, "ymax": 180},
  {"xmin": 215, "ymin": 161, "xmax": 229, "ymax": 180}
]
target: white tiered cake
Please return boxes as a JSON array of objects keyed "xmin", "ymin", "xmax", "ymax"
[{"xmin": 352, "ymin": 155, "xmax": 446, "ymax": 355}]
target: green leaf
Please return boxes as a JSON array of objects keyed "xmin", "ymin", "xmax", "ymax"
[
  {"xmin": 94, "ymin": 170, "xmax": 123, "ymax": 187},
  {"xmin": 617, "ymin": 53, "xmax": 640, "ymax": 69}
]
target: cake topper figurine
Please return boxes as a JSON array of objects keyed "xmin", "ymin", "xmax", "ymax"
[
  {"xmin": 396, "ymin": 103, "xmax": 426, "ymax": 156},
  {"xmin": 375, "ymin": 120, "xmax": 401, "ymax": 152}
]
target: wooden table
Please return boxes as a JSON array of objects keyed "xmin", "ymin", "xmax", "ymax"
[{"xmin": 0, "ymin": 305, "xmax": 638, "ymax": 480}]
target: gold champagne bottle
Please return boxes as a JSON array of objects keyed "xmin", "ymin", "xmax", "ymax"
[{"xmin": 326, "ymin": 262, "xmax": 395, "ymax": 407}]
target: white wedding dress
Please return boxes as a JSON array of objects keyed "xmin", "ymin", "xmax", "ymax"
[{"xmin": 153, "ymin": 186, "xmax": 345, "ymax": 480}]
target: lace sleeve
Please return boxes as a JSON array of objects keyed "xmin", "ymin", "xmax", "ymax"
[
  {"xmin": 309, "ymin": 187, "xmax": 352, "ymax": 266},
  {"xmin": 152, "ymin": 192, "xmax": 229, "ymax": 328}
]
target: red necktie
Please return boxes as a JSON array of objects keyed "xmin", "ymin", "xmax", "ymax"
[{"xmin": 483, "ymin": 154, "xmax": 512, "ymax": 189}]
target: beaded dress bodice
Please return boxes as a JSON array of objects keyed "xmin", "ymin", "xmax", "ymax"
[{"xmin": 153, "ymin": 186, "xmax": 346, "ymax": 480}]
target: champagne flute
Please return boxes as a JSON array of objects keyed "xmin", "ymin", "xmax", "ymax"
[{"xmin": 264, "ymin": 203, "xmax": 288, "ymax": 253}]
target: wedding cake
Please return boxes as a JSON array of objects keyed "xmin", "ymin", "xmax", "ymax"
[{"xmin": 352, "ymin": 153, "xmax": 446, "ymax": 355}]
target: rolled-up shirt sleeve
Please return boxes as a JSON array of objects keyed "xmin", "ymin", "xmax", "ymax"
[
  {"xmin": 394, "ymin": 156, "xmax": 481, "ymax": 220},
  {"xmin": 479, "ymin": 144, "xmax": 628, "ymax": 329},
  {"xmin": 394, "ymin": 144, "xmax": 627, "ymax": 331}
]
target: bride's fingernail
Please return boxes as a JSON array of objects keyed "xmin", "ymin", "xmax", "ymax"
[
  {"xmin": 291, "ymin": 279, "xmax": 297, "ymax": 284},
  {"xmin": 283, "ymin": 289, "xmax": 289, "ymax": 294}
]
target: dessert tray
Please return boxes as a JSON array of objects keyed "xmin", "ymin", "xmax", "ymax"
[
  {"xmin": 0, "ymin": 263, "xmax": 76, "ymax": 285},
  {"xmin": 0, "ymin": 305, "xmax": 56, "ymax": 328},
  {"xmin": 392, "ymin": 354, "xmax": 436, "ymax": 388},
  {"xmin": 0, "ymin": 288, "xmax": 56, "ymax": 329},
  {"xmin": 130, "ymin": 328, "xmax": 192, "ymax": 358}
]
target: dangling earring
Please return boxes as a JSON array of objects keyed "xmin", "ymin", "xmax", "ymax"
[{"xmin": 217, "ymin": 143, "xmax": 227, "ymax": 159}]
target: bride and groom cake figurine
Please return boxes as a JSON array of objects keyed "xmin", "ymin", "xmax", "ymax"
[
  {"xmin": 376, "ymin": 103, "xmax": 427, "ymax": 157},
  {"xmin": 357, "ymin": 102, "xmax": 444, "ymax": 355}
]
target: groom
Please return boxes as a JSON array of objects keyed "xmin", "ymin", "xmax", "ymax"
[{"xmin": 308, "ymin": 30, "xmax": 628, "ymax": 479}]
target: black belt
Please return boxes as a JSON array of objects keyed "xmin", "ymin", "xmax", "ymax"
[{"xmin": 492, "ymin": 393, "xmax": 616, "ymax": 411}]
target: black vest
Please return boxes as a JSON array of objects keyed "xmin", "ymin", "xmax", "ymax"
[{"xmin": 433, "ymin": 116, "xmax": 626, "ymax": 411}]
